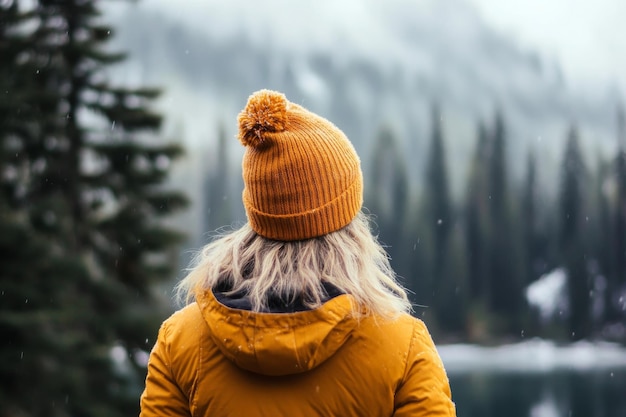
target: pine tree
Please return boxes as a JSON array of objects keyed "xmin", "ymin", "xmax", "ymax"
[
  {"xmin": 463, "ymin": 122, "xmax": 492, "ymax": 340},
  {"xmin": 487, "ymin": 112, "xmax": 509, "ymax": 313},
  {"xmin": 0, "ymin": 0, "xmax": 49, "ymax": 205},
  {"xmin": 522, "ymin": 149, "xmax": 551, "ymax": 284},
  {"xmin": 366, "ymin": 125, "xmax": 411, "ymax": 289},
  {"xmin": 558, "ymin": 126, "xmax": 591, "ymax": 340},
  {"xmin": 590, "ymin": 155, "xmax": 612, "ymax": 328},
  {"xmin": 203, "ymin": 122, "xmax": 234, "ymax": 240},
  {"xmin": 423, "ymin": 105, "xmax": 465, "ymax": 335},
  {"xmin": 609, "ymin": 104, "xmax": 626, "ymax": 326},
  {"xmin": 464, "ymin": 122, "xmax": 490, "ymax": 303},
  {"xmin": 424, "ymin": 105, "xmax": 452, "ymax": 290},
  {"xmin": 0, "ymin": 1, "xmax": 187, "ymax": 415},
  {"xmin": 522, "ymin": 149, "xmax": 537, "ymax": 282},
  {"xmin": 485, "ymin": 112, "xmax": 525, "ymax": 333}
]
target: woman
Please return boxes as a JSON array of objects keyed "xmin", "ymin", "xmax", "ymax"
[{"xmin": 140, "ymin": 89, "xmax": 456, "ymax": 416}]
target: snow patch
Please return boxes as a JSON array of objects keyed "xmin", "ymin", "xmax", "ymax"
[
  {"xmin": 529, "ymin": 395, "xmax": 561, "ymax": 417},
  {"xmin": 526, "ymin": 268, "xmax": 568, "ymax": 322},
  {"xmin": 438, "ymin": 339, "xmax": 626, "ymax": 373}
]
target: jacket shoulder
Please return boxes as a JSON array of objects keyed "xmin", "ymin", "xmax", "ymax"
[
  {"xmin": 159, "ymin": 303, "xmax": 206, "ymax": 397},
  {"xmin": 354, "ymin": 313, "xmax": 431, "ymax": 373},
  {"xmin": 162, "ymin": 302, "xmax": 205, "ymax": 336},
  {"xmin": 160, "ymin": 302, "xmax": 206, "ymax": 356},
  {"xmin": 363, "ymin": 313, "xmax": 427, "ymax": 344},
  {"xmin": 391, "ymin": 315, "xmax": 456, "ymax": 416}
]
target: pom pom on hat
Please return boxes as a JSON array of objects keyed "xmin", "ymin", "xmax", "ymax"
[{"xmin": 238, "ymin": 89, "xmax": 288, "ymax": 147}]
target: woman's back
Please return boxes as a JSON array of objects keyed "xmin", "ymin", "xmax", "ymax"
[{"xmin": 141, "ymin": 289, "xmax": 454, "ymax": 417}]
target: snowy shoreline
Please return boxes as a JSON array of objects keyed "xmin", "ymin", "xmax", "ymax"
[{"xmin": 438, "ymin": 338, "xmax": 626, "ymax": 373}]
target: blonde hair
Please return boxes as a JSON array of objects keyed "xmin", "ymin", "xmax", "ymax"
[{"xmin": 176, "ymin": 211, "xmax": 412, "ymax": 319}]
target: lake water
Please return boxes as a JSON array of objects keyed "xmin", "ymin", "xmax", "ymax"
[
  {"xmin": 448, "ymin": 369, "xmax": 626, "ymax": 417},
  {"xmin": 439, "ymin": 340, "xmax": 626, "ymax": 417}
]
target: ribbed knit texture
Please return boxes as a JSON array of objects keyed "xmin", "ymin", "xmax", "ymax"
[{"xmin": 237, "ymin": 90, "xmax": 363, "ymax": 241}]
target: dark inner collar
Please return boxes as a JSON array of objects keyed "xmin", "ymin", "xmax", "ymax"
[{"xmin": 213, "ymin": 281, "xmax": 344, "ymax": 313}]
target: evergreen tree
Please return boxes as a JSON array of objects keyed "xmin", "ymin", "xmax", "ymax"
[
  {"xmin": 203, "ymin": 122, "xmax": 234, "ymax": 240},
  {"xmin": 0, "ymin": 0, "xmax": 50, "ymax": 205},
  {"xmin": 423, "ymin": 105, "xmax": 465, "ymax": 335},
  {"xmin": 520, "ymin": 149, "xmax": 541, "ymax": 335},
  {"xmin": 485, "ymin": 112, "xmax": 525, "ymax": 333},
  {"xmin": 609, "ymin": 104, "xmax": 626, "ymax": 325},
  {"xmin": 0, "ymin": 1, "xmax": 187, "ymax": 415},
  {"xmin": 521, "ymin": 149, "xmax": 551, "ymax": 284},
  {"xmin": 464, "ymin": 122, "xmax": 490, "ymax": 303},
  {"xmin": 366, "ymin": 126, "xmax": 411, "ymax": 290},
  {"xmin": 424, "ymin": 105, "xmax": 452, "ymax": 290},
  {"xmin": 463, "ymin": 122, "xmax": 491, "ymax": 340},
  {"xmin": 522, "ymin": 149, "xmax": 537, "ymax": 284},
  {"xmin": 592, "ymin": 155, "xmax": 613, "ymax": 328},
  {"xmin": 558, "ymin": 126, "xmax": 591, "ymax": 340}
]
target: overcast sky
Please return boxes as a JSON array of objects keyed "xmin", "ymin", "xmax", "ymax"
[
  {"xmin": 142, "ymin": 0, "xmax": 626, "ymax": 95},
  {"xmin": 466, "ymin": 0, "xmax": 626, "ymax": 93}
]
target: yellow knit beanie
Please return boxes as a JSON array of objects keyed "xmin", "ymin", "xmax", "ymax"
[{"xmin": 237, "ymin": 89, "xmax": 363, "ymax": 241}]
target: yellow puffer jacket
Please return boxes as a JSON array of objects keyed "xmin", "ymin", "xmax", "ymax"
[{"xmin": 140, "ymin": 289, "xmax": 456, "ymax": 416}]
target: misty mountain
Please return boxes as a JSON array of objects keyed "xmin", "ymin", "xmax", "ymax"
[{"xmin": 104, "ymin": 0, "xmax": 622, "ymax": 245}]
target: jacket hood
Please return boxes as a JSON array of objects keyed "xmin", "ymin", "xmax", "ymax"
[{"xmin": 195, "ymin": 288, "xmax": 358, "ymax": 376}]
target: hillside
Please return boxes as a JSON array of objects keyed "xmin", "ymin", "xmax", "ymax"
[{"xmin": 104, "ymin": 0, "xmax": 623, "ymax": 246}]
